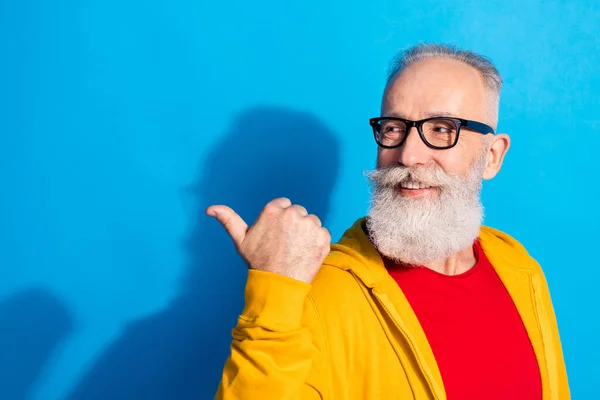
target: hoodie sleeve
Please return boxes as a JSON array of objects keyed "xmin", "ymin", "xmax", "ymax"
[
  {"xmin": 535, "ymin": 273, "xmax": 571, "ymax": 399},
  {"xmin": 215, "ymin": 269, "xmax": 327, "ymax": 400}
]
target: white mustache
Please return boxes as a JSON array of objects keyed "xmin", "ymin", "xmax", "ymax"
[{"xmin": 365, "ymin": 164, "xmax": 460, "ymax": 189}]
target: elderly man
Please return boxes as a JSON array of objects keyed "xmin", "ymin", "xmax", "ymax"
[{"xmin": 207, "ymin": 44, "xmax": 570, "ymax": 399}]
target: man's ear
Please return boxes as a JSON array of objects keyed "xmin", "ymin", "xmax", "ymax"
[{"xmin": 482, "ymin": 133, "xmax": 510, "ymax": 180}]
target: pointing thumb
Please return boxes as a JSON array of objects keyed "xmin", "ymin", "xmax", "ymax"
[{"xmin": 206, "ymin": 205, "xmax": 248, "ymax": 248}]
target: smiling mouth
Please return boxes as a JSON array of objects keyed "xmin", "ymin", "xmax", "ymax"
[
  {"xmin": 399, "ymin": 180, "xmax": 434, "ymax": 190},
  {"xmin": 396, "ymin": 180, "xmax": 440, "ymax": 198}
]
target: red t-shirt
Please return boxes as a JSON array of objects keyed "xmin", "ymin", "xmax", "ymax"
[{"xmin": 385, "ymin": 240, "xmax": 542, "ymax": 399}]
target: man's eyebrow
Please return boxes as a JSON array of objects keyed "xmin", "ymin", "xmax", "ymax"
[
  {"xmin": 383, "ymin": 111, "xmax": 460, "ymax": 119},
  {"xmin": 383, "ymin": 111, "xmax": 406, "ymax": 119},
  {"xmin": 421, "ymin": 111, "xmax": 459, "ymax": 119}
]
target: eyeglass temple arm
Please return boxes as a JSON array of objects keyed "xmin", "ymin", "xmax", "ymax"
[{"xmin": 462, "ymin": 119, "xmax": 495, "ymax": 135}]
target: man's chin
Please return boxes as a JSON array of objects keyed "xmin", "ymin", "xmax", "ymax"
[{"xmin": 366, "ymin": 212, "xmax": 482, "ymax": 267}]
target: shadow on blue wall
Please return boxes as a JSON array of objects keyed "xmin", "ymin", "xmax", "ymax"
[
  {"xmin": 0, "ymin": 288, "xmax": 73, "ymax": 400},
  {"xmin": 66, "ymin": 106, "xmax": 340, "ymax": 399}
]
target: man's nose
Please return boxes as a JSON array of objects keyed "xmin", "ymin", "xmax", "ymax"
[{"xmin": 397, "ymin": 126, "xmax": 434, "ymax": 167}]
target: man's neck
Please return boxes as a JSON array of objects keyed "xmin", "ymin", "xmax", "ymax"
[{"xmin": 425, "ymin": 244, "xmax": 478, "ymax": 276}]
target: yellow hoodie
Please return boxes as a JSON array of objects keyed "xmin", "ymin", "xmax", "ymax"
[{"xmin": 216, "ymin": 218, "xmax": 570, "ymax": 399}]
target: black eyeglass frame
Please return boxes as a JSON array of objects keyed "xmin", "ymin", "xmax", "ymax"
[{"xmin": 369, "ymin": 116, "xmax": 496, "ymax": 150}]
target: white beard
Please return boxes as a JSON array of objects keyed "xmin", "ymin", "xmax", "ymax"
[{"xmin": 365, "ymin": 152, "xmax": 487, "ymax": 266}]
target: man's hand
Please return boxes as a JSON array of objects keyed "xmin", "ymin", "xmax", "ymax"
[{"xmin": 206, "ymin": 197, "xmax": 331, "ymax": 284}]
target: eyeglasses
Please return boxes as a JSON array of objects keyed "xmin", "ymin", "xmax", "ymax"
[{"xmin": 369, "ymin": 116, "xmax": 495, "ymax": 150}]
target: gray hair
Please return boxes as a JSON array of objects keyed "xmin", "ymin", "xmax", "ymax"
[{"xmin": 387, "ymin": 43, "xmax": 502, "ymax": 128}]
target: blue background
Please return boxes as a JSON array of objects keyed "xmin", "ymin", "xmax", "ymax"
[{"xmin": 1, "ymin": 0, "xmax": 598, "ymax": 398}]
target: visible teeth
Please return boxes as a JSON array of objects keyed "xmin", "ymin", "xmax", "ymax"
[{"xmin": 400, "ymin": 181, "xmax": 431, "ymax": 190}]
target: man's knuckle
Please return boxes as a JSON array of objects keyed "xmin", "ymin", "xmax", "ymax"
[
  {"xmin": 284, "ymin": 206, "xmax": 300, "ymax": 218},
  {"xmin": 264, "ymin": 202, "xmax": 280, "ymax": 214},
  {"xmin": 291, "ymin": 204, "xmax": 305, "ymax": 214}
]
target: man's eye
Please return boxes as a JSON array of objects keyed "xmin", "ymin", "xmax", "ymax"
[{"xmin": 384, "ymin": 125, "xmax": 404, "ymax": 133}]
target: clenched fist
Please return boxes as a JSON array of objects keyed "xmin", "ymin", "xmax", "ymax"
[{"xmin": 206, "ymin": 197, "xmax": 331, "ymax": 284}]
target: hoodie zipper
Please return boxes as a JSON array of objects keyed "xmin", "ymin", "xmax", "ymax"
[
  {"xmin": 372, "ymin": 289, "xmax": 444, "ymax": 400},
  {"xmin": 531, "ymin": 275, "xmax": 559, "ymax": 399}
]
